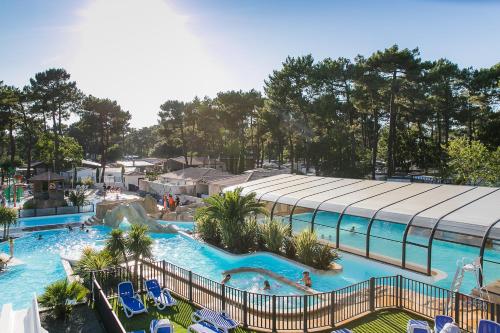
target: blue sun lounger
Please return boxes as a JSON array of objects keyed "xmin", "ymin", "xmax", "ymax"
[
  {"xmin": 150, "ymin": 319, "xmax": 174, "ymax": 333},
  {"xmin": 331, "ymin": 329, "xmax": 353, "ymax": 333},
  {"xmin": 188, "ymin": 320, "xmax": 226, "ymax": 333},
  {"xmin": 145, "ymin": 279, "xmax": 177, "ymax": 310},
  {"xmin": 434, "ymin": 315, "xmax": 454, "ymax": 333},
  {"xmin": 477, "ymin": 319, "xmax": 500, "ymax": 333},
  {"xmin": 191, "ymin": 308, "xmax": 238, "ymax": 331},
  {"xmin": 118, "ymin": 281, "xmax": 147, "ymax": 318}
]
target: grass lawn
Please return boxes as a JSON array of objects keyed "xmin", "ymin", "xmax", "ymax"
[{"xmin": 110, "ymin": 295, "xmax": 431, "ymax": 333}]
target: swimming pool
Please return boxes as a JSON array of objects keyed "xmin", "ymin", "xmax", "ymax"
[
  {"xmin": 0, "ymin": 214, "xmax": 496, "ymax": 310},
  {"xmin": 17, "ymin": 213, "xmax": 94, "ymax": 228}
]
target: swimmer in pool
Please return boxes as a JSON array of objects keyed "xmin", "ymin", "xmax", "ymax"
[
  {"xmin": 37, "ymin": 234, "xmax": 43, "ymax": 240},
  {"xmin": 221, "ymin": 274, "xmax": 231, "ymax": 284},
  {"xmin": 263, "ymin": 280, "xmax": 271, "ymax": 291},
  {"xmin": 301, "ymin": 271, "xmax": 312, "ymax": 288}
]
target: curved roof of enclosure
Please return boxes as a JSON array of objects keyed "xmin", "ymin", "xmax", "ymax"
[{"xmin": 224, "ymin": 174, "xmax": 500, "ymax": 238}]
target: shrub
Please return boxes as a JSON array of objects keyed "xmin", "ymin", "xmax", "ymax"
[
  {"xmin": 260, "ymin": 218, "xmax": 289, "ymax": 254},
  {"xmin": 196, "ymin": 189, "xmax": 266, "ymax": 253},
  {"xmin": 38, "ymin": 279, "xmax": 88, "ymax": 320},
  {"xmin": 313, "ymin": 244, "xmax": 340, "ymax": 270},
  {"xmin": 194, "ymin": 211, "xmax": 221, "ymax": 246},
  {"xmin": 74, "ymin": 247, "xmax": 113, "ymax": 282},
  {"xmin": 22, "ymin": 199, "xmax": 36, "ymax": 209},
  {"xmin": 82, "ymin": 177, "xmax": 94, "ymax": 187},
  {"xmin": 67, "ymin": 188, "xmax": 88, "ymax": 206},
  {"xmin": 294, "ymin": 230, "xmax": 317, "ymax": 267},
  {"xmin": 240, "ymin": 217, "xmax": 259, "ymax": 252},
  {"xmin": 283, "ymin": 236, "xmax": 296, "ymax": 259}
]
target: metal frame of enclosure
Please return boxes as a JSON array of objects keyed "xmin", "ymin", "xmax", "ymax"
[{"xmin": 224, "ymin": 175, "xmax": 500, "ymax": 286}]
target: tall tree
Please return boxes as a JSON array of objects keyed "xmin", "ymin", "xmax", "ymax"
[
  {"xmin": 79, "ymin": 96, "xmax": 131, "ymax": 182},
  {"xmin": 28, "ymin": 69, "xmax": 81, "ymax": 172}
]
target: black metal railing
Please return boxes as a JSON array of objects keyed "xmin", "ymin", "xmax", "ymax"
[
  {"xmin": 17, "ymin": 204, "xmax": 94, "ymax": 218},
  {"xmin": 92, "ymin": 276, "xmax": 127, "ymax": 333},
  {"xmin": 91, "ymin": 260, "xmax": 498, "ymax": 333}
]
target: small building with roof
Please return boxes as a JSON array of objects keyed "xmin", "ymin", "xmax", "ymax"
[{"xmin": 166, "ymin": 156, "xmax": 226, "ymax": 172}]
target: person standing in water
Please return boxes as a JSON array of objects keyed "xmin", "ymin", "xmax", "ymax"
[
  {"xmin": 301, "ymin": 271, "xmax": 312, "ymax": 288},
  {"xmin": 9, "ymin": 237, "xmax": 14, "ymax": 258},
  {"xmin": 263, "ymin": 280, "xmax": 271, "ymax": 291},
  {"xmin": 221, "ymin": 274, "xmax": 231, "ymax": 284}
]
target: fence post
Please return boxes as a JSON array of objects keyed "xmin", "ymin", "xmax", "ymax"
[
  {"xmin": 243, "ymin": 291, "xmax": 248, "ymax": 328},
  {"xmin": 330, "ymin": 291, "xmax": 335, "ymax": 328},
  {"xmin": 34, "ymin": 207, "xmax": 37, "ymax": 217},
  {"xmin": 188, "ymin": 271, "xmax": 193, "ymax": 303},
  {"xmin": 303, "ymin": 295, "xmax": 308, "ymax": 332},
  {"xmin": 454, "ymin": 292, "xmax": 460, "ymax": 325},
  {"xmin": 138, "ymin": 263, "xmax": 144, "ymax": 292},
  {"xmin": 272, "ymin": 295, "xmax": 277, "ymax": 332},
  {"xmin": 398, "ymin": 275, "xmax": 403, "ymax": 308},
  {"xmin": 78, "ymin": 205, "xmax": 80, "ymax": 213},
  {"xmin": 221, "ymin": 284, "xmax": 226, "ymax": 312},
  {"xmin": 162, "ymin": 260, "xmax": 166, "ymax": 288},
  {"xmin": 369, "ymin": 277, "xmax": 375, "ymax": 312},
  {"xmin": 55, "ymin": 206, "xmax": 58, "ymax": 215}
]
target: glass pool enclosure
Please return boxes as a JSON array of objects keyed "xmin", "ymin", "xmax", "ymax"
[{"xmin": 224, "ymin": 174, "xmax": 500, "ymax": 286}]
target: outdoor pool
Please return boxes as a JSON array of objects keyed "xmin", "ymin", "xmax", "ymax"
[
  {"xmin": 17, "ymin": 213, "xmax": 94, "ymax": 228},
  {"xmin": 0, "ymin": 214, "xmax": 496, "ymax": 310}
]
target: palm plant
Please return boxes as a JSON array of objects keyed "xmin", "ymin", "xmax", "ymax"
[
  {"xmin": 294, "ymin": 229, "xmax": 318, "ymax": 266},
  {"xmin": 67, "ymin": 188, "xmax": 87, "ymax": 206},
  {"xmin": 0, "ymin": 206, "xmax": 17, "ymax": 240},
  {"xmin": 260, "ymin": 218, "xmax": 289, "ymax": 253},
  {"xmin": 105, "ymin": 229, "xmax": 129, "ymax": 273},
  {"xmin": 126, "ymin": 224, "xmax": 154, "ymax": 282},
  {"xmin": 74, "ymin": 247, "xmax": 113, "ymax": 281},
  {"xmin": 200, "ymin": 188, "xmax": 266, "ymax": 253},
  {"xmin": 38, "ymin": 279, "xmax": 88, "ymax": 319}
]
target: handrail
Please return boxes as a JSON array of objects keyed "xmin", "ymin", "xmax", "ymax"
[{"xmin": 478, "ymin": 217, "xmax": 500, "ymax": 286}]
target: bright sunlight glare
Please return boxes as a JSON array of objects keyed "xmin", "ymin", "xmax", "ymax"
[{"xmin": 67, "ymin": 0, "xmax": 233, "ymax": 127}]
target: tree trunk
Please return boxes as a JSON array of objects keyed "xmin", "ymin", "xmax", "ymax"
[
  {"xmin": 387, "ymin": 71, "xmax": 397, "ymax": 177},
  {"xmin": 52, "ymin": 110, "xmax": 60, "ymax": 172},
  {"xmin": 371, "ymin": 108, "xmax": 379, "ymax": 180},
  {"xmin": 8, "ymin": 112, "xmax": 15, "ymax": 164}
]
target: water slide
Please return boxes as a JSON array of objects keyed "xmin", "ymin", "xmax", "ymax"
[{"xmin": 102, "ymin": 202, "xmax": 177, "ymax": 233}]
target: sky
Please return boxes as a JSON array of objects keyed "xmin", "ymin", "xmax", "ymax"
[{"xmin": 1, "ymin": 0, "xmax": 499, "ymax": 128}]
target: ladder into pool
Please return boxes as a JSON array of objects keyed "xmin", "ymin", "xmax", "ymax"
[{"xmin": 447, "ymin": 257, "xmax": 489, "ymax": 313}]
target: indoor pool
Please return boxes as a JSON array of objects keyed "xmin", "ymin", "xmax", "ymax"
[{"xmin": 0, "ymin": 214, "xmax": 496, "ymax": 310}]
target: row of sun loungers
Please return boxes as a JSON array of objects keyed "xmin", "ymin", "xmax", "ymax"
[
  {"xmin": 119, "ymin": 279, "xmax": 498, "ymax": 333},
  {"xmin": 332, "ymin": 315, "xmax": 499, "ymax": 333},
  {"xmin": 119, "ymin": 279, "xmax": 239, "ymax": 333}
]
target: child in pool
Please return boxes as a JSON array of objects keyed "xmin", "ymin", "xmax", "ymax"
[
  {"xmin": 263, "ymin": 280, "xmax": 271, "ymax": 291},
  {"xmin": 301, "ymin": 271, "xmax": 312, "ymax": 288}
]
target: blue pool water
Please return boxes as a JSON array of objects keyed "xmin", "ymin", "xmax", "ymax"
[
  {"xmin": 1, "ymin": 214, "xmax": 498, "ymax": 309},
  {"xmin": 289, "ymin": 212, "xmax": 500, "ymax": 292},
  {"xmin": 157, "ymin": 220, "xmax": 195, "ymax": 231},
  {"xmin": 17, "ymin": 213, "xmax": 94, "ymax": 228}
]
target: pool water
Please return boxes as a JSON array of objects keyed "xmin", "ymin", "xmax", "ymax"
[
  {"xmin": 290, "ymin": 212, "xmax": 499, "ymax": 291},
  {"xmin": 1, "ymin": 214, "xmax": 497, "ymax": 310},
  {"xmin": 226, "ymin": 272, "xmax": 307, "ymax": 296},
  {"xmin": 17, "ymin": 213, "xmax": 94, "ymax": 228},
  {"xmin": 157, "ymin": 220, "xmax": 195, "ymax": 231}
]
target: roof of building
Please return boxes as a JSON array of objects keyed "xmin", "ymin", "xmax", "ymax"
[
  {"xmin": 124, "ymin": 171, "xmax": 145, "ymax": 176},
  {"xmin": 142, "ymin": 157, "xmax": 167, "ymax": 164},
  {"xmin": 104, "ymin": 167, "xmax": 137, "ymax": 174},
  {"xmin": 223, "ymin": 174, "xmax": 500, "ymax": 237},
  {"xmin": 116, "ymin": 160, "xmax": 154, "ymax": 167},
  {"xmin": 81, "ymin": 159, "xmax": 101, "ymax": 168},
  {"xmin": 29, "ymin": 171, "xmax": 65, "ymax": 181},
  {"xmin": 161, "ymin": 167, "xmax": 230, "ymax": 182},
  {"xmin": 62, "ymin": 167, "xmax": 94, "ymax": 173},
  {"xmin": 167, "ymin": 156, "xmax": 225, "ymax": 166}
]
